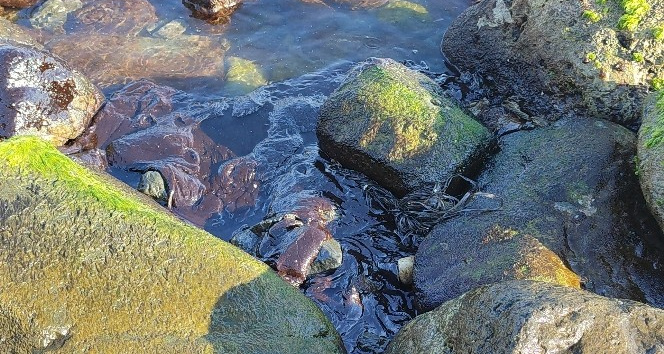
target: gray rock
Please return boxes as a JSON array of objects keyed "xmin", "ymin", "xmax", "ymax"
[
  {"xmin": 387, "ymin": 280, "xmax": 664, "ymax": 354},
  {"xmin": 638, "ymin": 91, "xmax": 664, "ymax": 233},
  {"xmin": 317, "ymin": 58, "xmax": 492, "ymax": 197},
  {"xmin": 309, "ymin": 238, "xmax": 343, "ymax": 275},
  {"xmin": 415, "ymin": 118, "xmax": 664, "ymax": 311},
  {"xmin": 0, "ymin": 39, "xmax": 103, "ymax": 146},
  {"xmin": 137, "ymin": 170, "xmax": 168, "ymax": 201},
  {"xmin": 442, "ymin": 0, "xmax": 664, "ymax": 125},
  {"xmin": 29, "ymin": 0, "xmax": 83, "ymax": 33}
]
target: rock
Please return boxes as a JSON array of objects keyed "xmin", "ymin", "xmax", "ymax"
[
  {"xmin": 0, "ymin": 0, "xmax": 37, "ymax": 8},
  {"xmin": 0, "ymin": 41, "xmax": 104, "ymax": 146},
  {"xmin": 415, "ymin": 118, "xmax": 664, "ymax": 311},
  {"xmin": 137, "ymin": 170, "xmax": 168, "ymax": 201},
  {"xmin": 387, "ymin": 280, "xmax": 664, "ymax": 354},
  {"xmin": 70, "ymin": 0, "xmax": 159, "ymax": 36},
  {"xmin": 29, "ymin": 0, "xmax": 83, "ymax": 33},
  {"xmin": 397, "ymin": 256, "xmax": 414, "ymax": 285},
  {"xmin": 302, "ymin": 0, "xmax": 388, "ymax": 9},
  {"xmin": 224, "ymin": 56, "xmax": 268, "ymax": 95},
  {"xmin": 638, "ymin": 91, "xmax": 664, "ymax": 232},
  {"xmin": 153, "ymin": 20, "xmax": 188, "ymax": 39},
  {"xmin": 317, "ymin": 58, "xmax": 492, "ymax": 197},
  {"xmin": 377, "ymin": 0, "xmax": 429, "ymax": 25},
  {"xmin": 182, "ymin": 0, "xmax": 242, "ymax": 24},
  {"xmin": 45, "ymin": 33, "xmax": 227, "ymax": 88},
  {"xmin": 442, "ymin": 0, "xmax": 664, "ymax": 125},
  {"xmin": 309, "ymin": 238, "xmax": 343, "ymax": 276},
  {"xmin": 0, "ymin": 18, "xmax": 44, "ymax": 48},
  {"xmin": 0, "ymin": 136, "xmax": 345, "ymax": 353}
]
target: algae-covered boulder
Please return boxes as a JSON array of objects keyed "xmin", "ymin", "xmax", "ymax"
[
  {"xmin": 415, "ymin": 118, "xmax": 664, "ymax": 311},
  {"xmin": 0, "ymin": 33, "xmax": 103, "ymax": 146},
  {"xmin": 638, "ymin": 91, "xmax": 664, "ymax": 232},
  {"xmin": 0, "ymin": 0, "xmax": 37, "ymax": 8},
  {"xmin": 442, "ymin": 0, "xmax": 664, "ymax": 125},
  {"xmin": 0, "ymin": 136, "xmax": 344, "ymax": 353},
  {"xmin": 387, "ymin": 280, "xmax": 664, "ymax": 354},
  {"xmin": 317, "ymin": 58, "xmax": 492, "ymax": 197}
]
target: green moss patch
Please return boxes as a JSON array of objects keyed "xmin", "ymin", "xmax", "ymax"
[{"xmin": 0, "ymin": 136, "xmax": 343, "ymax": 352}]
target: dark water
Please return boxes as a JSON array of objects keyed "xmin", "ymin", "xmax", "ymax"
[{"xmin": 6, "ymin": 0, "xmax": 473, "ymax": 352}]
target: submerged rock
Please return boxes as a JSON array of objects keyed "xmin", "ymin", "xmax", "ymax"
[
  {"xmin": 0, "ymin": 0, "xmax": 37, "ymax": 8},
  {"xmin": 46, "ymin": 33, "xmax": 227, "ymax": 88},
  {"xmin": 0, "ymin": 40, "xmax": 103, "ymax": 146},
  {"xmin": 182, "ymin": 0, "xmax": 242, "ymax": 24},
  {"xmin": 442, "ymin": 0, "xmax": 664, "ymax": 125},
  {"xmin": 387, "ymin": 280, "xmax": 664, "ymax": 354},
  {"xmin": 317, "ymin": 58, "xmax": 491, "ymax": 197},
  {"xmin": 0, "ymin": 136, "xmax": 345, "ymax": 353},
  {"xmin": 638, "ymin": 91, "xmax": 664, "ymax": 232},
  {"xmin": 415, "ymin": 118, "xmax": 664, "ymax": 311},
  {"xmin": 29, "ymin": 0, "xmax": 83, "ymax": 33},
  {"xmin": 70, "ymin": 0, "xmax": 159, "ymax": 36}
]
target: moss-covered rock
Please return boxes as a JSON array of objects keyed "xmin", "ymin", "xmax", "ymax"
[
  {"xmin": 387, "ymin": 281, "xmax": 664, "ymax": 354},
  {"xmin": 224, "ymin": 56, "xmax": 268, "ymax": 95},
  {"xmin": 415, "ymin": 118, "xmax": 664, "ymax": 311},
  {"xmin": 0, "ymin": 136, "xmax": 344, "ymax": 353},
  {"xmin": 442, "ymin": 0, "xmax": 664, "ymax": 125},
  {"xmin": 317, "ymin": 58, "xmax": 492, "ymax": 196},
  {"xmin": 638, "ymin": 91, "xmax": 664, "ymax": 232}
]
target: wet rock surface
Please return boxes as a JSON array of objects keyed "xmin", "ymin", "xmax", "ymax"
[
  {"xmin": 415, "ymin": 118, "xmax": 664, "ymax": 311},
  {"xmin": 0, "ymin": 0, "xmax": 37, "ymax": 9},
  {"xmin": 77, "ymin": 63, "xmax": 419, "ymax": 353},
  {"xmin": 317, "ymin": 58, "xmax": 492, "ymax": 197},
  {"xmin": 0, "ymin": 136, "xmax": 344, "ymax": 353},
  {"xmin": 638, "ymin": 91, "xmax": 664, "ymax": 232},
  {"xmin": 442, "ymin": 0, "xmax": 664, "ymax": 126},
  {"xmin": 46, "ymin": 33, "xmax": 227, "ymax": 88},
  {"xmin": 70, "ymin": 0, "xmax": 159, "ymax": 36},
  {"xmin": 387, "ymin": 280, "xmax": 664, "ymax": 354},
  {"xmin": 0, "ymin": 37, "xmax": 103, "ymax": 145},
  {"xmin": 182, "ymin": 0, "xmax": 242, "ymax": 24}
]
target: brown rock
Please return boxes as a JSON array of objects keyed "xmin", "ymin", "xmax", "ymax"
[
  {"xmin": 0, "ymin": 0, "xmax": 37, "ymax": 9},
  {"xmin": 182, "ymin": 0, "xmax": 242, "ymax": 24},
  {"xmin": 0, "ymin": 43, "xmax": 103, "ymax": 146}
]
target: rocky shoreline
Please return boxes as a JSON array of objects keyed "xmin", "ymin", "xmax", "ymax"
[{"xmin": 1, "ymin": 0, "xmax": 664, "ymax": 352}]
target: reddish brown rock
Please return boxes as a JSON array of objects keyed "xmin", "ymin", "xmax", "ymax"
[
  {"xmin": 46, "ymin": 34, "xmax": 226, "ymax": 88},
  {"xmin": 0, "ymin": 0, "xmax": 37, "ymax": 9},
  {"xmin": 71, "ymin": 0, "xmax": 159, "ymax": 36},
  {"xmin": 277, "ymin": 226, "xmax": 331, "ymax": 286},
  {"xmin": 213, "ymin": 156, "xmax": 260, "ymax": 213}
]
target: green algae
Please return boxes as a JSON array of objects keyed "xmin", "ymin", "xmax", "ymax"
[
  {"xmin": 377, "ymin": 0, "xmax": 429, "ymax": 25},
  {"xmin": 644, "ymin": 91, "xmax": 664, "ymax": 148},
  {"xmin": 224, "ymin": 56, "xmax": 268, "ymax": 95},
  {"xmin": 583, "ymin": 10, "xmax": 603, "ymax": 23},
  {"xmin": 617, "ymin": 0, "xmax": 650, "ymax": 31},
  {"xmin": 0, "ymin": 136, "xmax": 343, "ymax": 352}
]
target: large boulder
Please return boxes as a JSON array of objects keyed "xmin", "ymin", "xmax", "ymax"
[
  {"xmin": 415, "ymin": 118, "xmax": 664, "ymax": 311},
  {"xmin": 317, "ymin": 58, "xmax": 492, "ymax": 197},
  {"xmin": 0, "ymin": 136, "xmax": 344, "ymax": 352},
  {"xmin": 442, "ymin": 0, "xmax": 664, "ymax": 125},
  {"xmin": 0, "ymin": 31, "xmax": 103, "ymax": 146},
  {"xmin": 638, "ymin": 91, "xmax": 664, "ymax": 231},
  {"xmin": 387, "ymin": 280, "xmax": 664, "ymax": 353}
]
